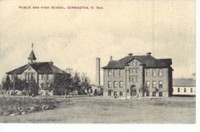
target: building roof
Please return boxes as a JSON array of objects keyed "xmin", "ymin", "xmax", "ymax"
[
  {"xmin": 173, "ymin": 78, "xmax": 196, "ymax": 87},
  {"xmin": 7, "ymin": 62, "xmax": 66, "ymax": 74},
  {"xmin": 103, "ymin": 54, "xmax": 172, "ymax": 69},
  {"xmin": 28, "ymin": 50, "xmax": 37, "ymax": 61}
]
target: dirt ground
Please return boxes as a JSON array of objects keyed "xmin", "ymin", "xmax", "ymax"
[{"xmin": 0, "ymin": 96, "xmax": 196, "ymax": 123}]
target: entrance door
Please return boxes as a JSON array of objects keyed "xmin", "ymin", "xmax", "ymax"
[{"xmin": 130, "ymin": 85, "xmax": 137, "ymax": 96}]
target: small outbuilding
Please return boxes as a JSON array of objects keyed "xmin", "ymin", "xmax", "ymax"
[{"xmin": 173, "ymin": 78, "xmax": 196, "ymax": 96}]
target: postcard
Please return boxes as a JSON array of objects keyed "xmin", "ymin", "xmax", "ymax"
[{"xmin": 0, "ymin": 0, "xmax": 195, "ymax": 124}]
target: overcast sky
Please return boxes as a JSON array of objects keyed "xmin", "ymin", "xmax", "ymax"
[{"xmin": 0, "ymin": 0, "xmax": 195, "ymax": 84}]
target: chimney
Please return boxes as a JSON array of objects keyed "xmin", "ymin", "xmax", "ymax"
[
  {"xmin": 96, "ymin": 57, "xmax": 101, "ymax": 86},
  {"xmin": 110, "ymin": 56, "xmax": 113, "ymax": 61},
  {"xmin": 146, "ymin": 52, "xmax": 152, "ymax": 56},
  {"xmin": 49, "ymin": 61, "xmax": 53, "ymax": 65},
  {"xmin": 128, "ymin": 53, "xmax": 133, "ymax": 56}
]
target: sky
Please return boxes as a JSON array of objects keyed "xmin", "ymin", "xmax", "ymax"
[{"xmin": 0, "ymin": 0, "xmax": 195, "ymax": 84}]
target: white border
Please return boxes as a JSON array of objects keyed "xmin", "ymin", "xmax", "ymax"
[{"xmin": 0, "ymin": 0, "xmax": 199, "ymax": 131}]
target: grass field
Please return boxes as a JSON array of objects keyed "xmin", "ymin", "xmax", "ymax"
[
  {"xmin": 0, "ymin": 96, "xmax": 195, "ymax": 123},
  {"xmin": 0, "ymin": 96, "xmax": 59, "ymax": 112}
]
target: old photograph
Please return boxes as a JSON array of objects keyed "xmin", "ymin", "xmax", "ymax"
[{"xmin": 0, "ymin": 0, "xmax": 195, "ymax": 123}]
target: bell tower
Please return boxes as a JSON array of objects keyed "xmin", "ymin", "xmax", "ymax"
[{"xmin": 28, "ymin": 43, "xmax": 37, "ymax": 64}]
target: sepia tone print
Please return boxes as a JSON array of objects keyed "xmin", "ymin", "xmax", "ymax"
[{"xmin": 0, "ymin": 0, "xmax": 195, "ymax": 123}]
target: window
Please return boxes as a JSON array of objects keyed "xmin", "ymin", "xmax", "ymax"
[
  {"xmin": 190, "ymin": 88, "xmax": 193, "ymax": 93},
  {"xmin": 129, "ymin": 69, "xmax": 133, "ymax": 74},
  {"xmin": 113, "ymin": 70, "xmax": 116, "ymax": 77},
  {"xmin": 159, "ymin": 81, "xmax": 163, "ymax": 88},
  {"xmin": 41, "ymin": 83, "xmax": 44, "ymax": 89},
  {"xmin": 133, "ymin": 69, "xmax": 137, "ymax": 74},
  {"xmin": 11, "ymin": 75, "xmax": 14, "ymax": 80},
  {"xmin": 113, "ymin": 81, "xmax": 117, "ymax": 88},
  {"xmin": 108, "ymin": 90, "xmax": 112, "ymax": 96},
  {"xmin": 113, "ymin": 70, "xmax": 118, "ymax": 77},
  {"xmin": 146, "ymin": 81, "xmax": 150, "ymax": 88},
  {"xmin": 108, "ymin": 70, "xmax": 112, "ymax": 77},
  {"xmin": 120, "ymin": 91, "xmax": 123, "ymax": 96},
  {"xmin": 113, "ymin": 91, "xmax": 117, "ymax": 96},
  {"xmin": 31, "ymin": 73, "xmax": 34, "ymax": 79},
  {"xmin": 127, "ymin": 89, "xmax": 129, "ymax": 93},
  {"xmin": 94, "ymin": 89, "xmax": 97, "ymax": 94},
  {"xmin": 129, "ymin": 76, "xmax": 133, "ymax": 82},
  {"xmin": 108, "ymin": 81, "xmax": 112, "ymax": 88},
  {"xmin": 184, "ymin": 88, "xmax": 187, "ymax": 92},
  {"xmin": 25, "ymin": 73, "xmax": 28, "ymax": 80},
  {"xmin": 146, "ymin": 92, "xmax": 149, "ymax": 96},
  {"xmin": 129, "ymin": 68, "xmax": 137, "ymax": 74},
  {"xmin": 152, "ymin": 81, "xmax": 156, "ymax": 88},
  {"xmin": 135, "ymin": 76, "xmax": 138, "ymax": 82},
  {"xmin": 41, "ymin": 74, "xmax": 44, "ymax": 80},
  {"xmin": 152, "ymin": 69, "xmax": 157, "ymax": 77},
  {"xmin": 28, "ymin": 73, "xmax": 30, "ymax": 79},
  {"xmin": 177, "ymin": 88, "xmax": 180, "ymax": 92},
  {"xmin": 146, "ymin": 69, "xmax": 150, "ymax": 76},
  {"xmin": 152, "ymin": 92, "xmax": 156, "ymax": 96},
  {"xmin": 129, "ymin": 75, "xmax": 137, "ymax": 82},
  {"xmin": 46, "ymin": 74, "xmax": 49, "ymax": 80},
  {"xmin": 119, "ymin": 70, "xmax": 123, "ymax": 76},
  {"xmin": 159, "ymin": 92, "xmax": 163, "ymax": 97},
  {"xmin": 158, "ymin": 69, "xmax": 163, "ymax": 76},
  {"xmin": 119, "ymin": 81, "xmax": 123, "ymax": 88}
]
